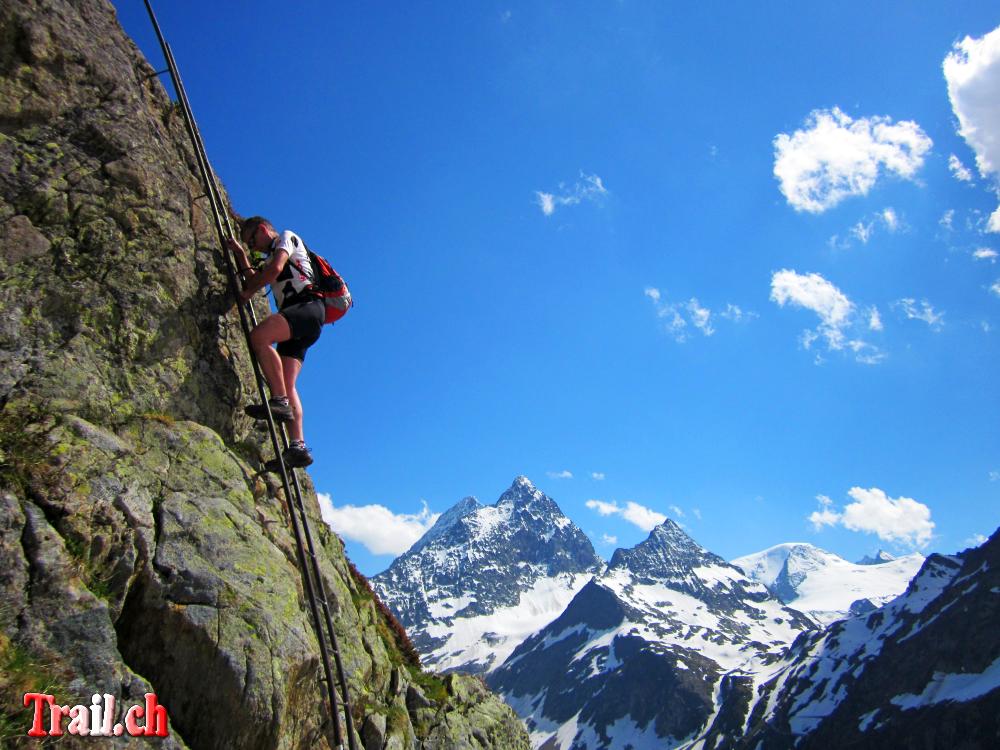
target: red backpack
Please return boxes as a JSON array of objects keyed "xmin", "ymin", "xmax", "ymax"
[{"xmin": 290, "ymin": 247, "xmax": 352, "ymax": 324}]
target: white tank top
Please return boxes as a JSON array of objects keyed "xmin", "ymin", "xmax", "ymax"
[{"xmin": 268, "ymin": 230, "xmax": 314, "ymax": 309}]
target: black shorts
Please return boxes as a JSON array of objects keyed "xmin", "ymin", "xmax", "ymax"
[{"xmin": 277, "ymin": 298, "xmax": 324, "ymax": 362}]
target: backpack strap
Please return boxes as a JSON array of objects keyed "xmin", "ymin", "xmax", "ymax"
[{"xmin": 285, "ymin": 254, "xmax": 315, "ymax": 286}]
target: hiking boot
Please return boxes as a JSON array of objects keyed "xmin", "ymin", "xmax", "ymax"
[
  {"xmin": 283, "ymin": 441, "xmax": 314, "ymax": 468},
  {"xmin": 245, "ymin": 398, "xmax": 293, "ymax": 423}
]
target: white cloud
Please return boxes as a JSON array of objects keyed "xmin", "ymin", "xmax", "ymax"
[
  {"xmin": 882, "ymin": 207, "xmax": 901, "ymax": 232},
  {"xmin": 808, "ymin": 488, "xmax": 935, "ymax": 549},
  {"xmin": 945, "ymin": 28, "xmax": 1000, "ymax": 178},
  {"xmin": 536, "ymin": 192, "xmax": 556, "ymax": 216},
  {"xmin": 809, "ymin": 495, "xmax": 841, "ymax": 529},
  {"xmin": 318, "ymin": 495, "xmax": 439, "ymax": 556},
  {"xmin": 940, "ymin": 209, "xmax": 955, "ymax": 231},
  {"xmin": 646, "ymin": 289, "xmax": 750, "ymax": 342},
  {"xmin": 591, "ymin": 472, "xmax": 606, "ymax": 481},
  {"xmin": 773, "ymin": 107, "xmax": 932, "ymax": 213},
  {"xmin": 771, "ymin": 270, "xmax": 853, "ymax": 329},
  {"xmin": 989, "ymin": 471, "xmax": 1000, "ymax": 482},
  {"xmin": 965, "ymin": 533, "xmax": 988, "ymax": 547},
  {"xmin": 720, "ymin": 304, "xmax": 757, "ymax": 322},
  {"xmin": 601, "ymin": 534, "xmax": 618, "ymax": 546},
  {"xmin": 621, "ymin": 502, "xmax": 668, "ymax": 531},
  {"xmin": 973, "ymin": 248, "xmax": 998, "ymax": 262},
  {"xmin": 852, "ymin": 220, "xmax": 874, "ymax": 244},
  {"xmin": 586, "ymin": 499, "xmax": 619, "ymax": 516},
  {"xmin": 945, "ymin": 26, "xmax": 1000, "ymax": 232},
  {"xmin": 868, "ymin": 306, "xmax": 884, "ymax": 331},
  {"xmin": 893, "ymin": 298, "xmax": 945, "ymax": 330},
  {"xmin": 585, "ymin": 499, "xmax": 667, "ymax": 532},
  {"xmin": 669, "ymin": 505, "xmax": 685, "ymax": 518},
  {"xmin": 547, "ymin": 470, "xmax": 573, "ymax": 479},
  {"xmin": 692, "ymin": 508, "xmax": 702, "ymax": 521},
  {"xmin": 949, "ymin": 154, "xmax": 974, "ymax": 182},
  {"xmin": 992, "ymin": 280, "xmax": 1000, "ymax": 297},
  {"xmin": 687, "ymin": 298, "xmax": 715, "ymax": 336},
  {"xmin": 849, "ymin": 340, "xmax": 888, "ymax": 366},
  {"xmin": 838, "ymin": 208, "xmax": 904, "ymax": 248},
  {"xmin": 535, "ymin": 172, "xmax": 608, "ymax": 216},
  {"xmin": 808, "ymin": 504, "xmax": 842, "ymax": 531},
  {"xmin": 827, "ymin": 233, "xmax": 849, "ymax": 251},
  {"xmin": 646, "ymin": 288, "xmax": 690, "ymax": 342},
  {"xmin": 771, "ymin": 269, "xmax": 868, "ymax": 355}
]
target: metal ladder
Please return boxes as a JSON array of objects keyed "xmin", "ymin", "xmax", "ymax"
[{"xmin": 142, "ymin": 3, "xmax": 359, "ymax": 748}]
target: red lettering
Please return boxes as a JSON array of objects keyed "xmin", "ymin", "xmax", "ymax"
[
  {"xmin": 67, "ymin": 705, "xmax": 89, "ymax": 736},
  {"xmin": 125, "ymin": 704, "xmax": 144, "ymax": 736},
  {"xmin": 49, "ymin": 704, "xmax": 69, "ymax": 737},
  {"xmin": 144, "ymin": 693, "xmax": 169, "ymax": 737},
  {"xmin": 22, "ymin": 693, "xmax": 52, "ymax": 738}
]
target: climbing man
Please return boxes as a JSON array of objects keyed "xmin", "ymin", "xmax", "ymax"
[{"xmin": 228, "ymin": 216, "xmax": 324, "ymax": 468}]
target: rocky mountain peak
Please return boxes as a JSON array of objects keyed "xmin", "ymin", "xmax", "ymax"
[
  {"xmin": 409, "ymin": 495, "xmax": 482, "ymax": 554},
  {"xmin": 608, "ymin": 518, "xmax": 719, "ymax": 578},
  {"xmin": 858, "ymin": 549, "xmax": 896, "ymax": 565},
  {"xmin": 372, "ymin": 479, "xmax": 603, "ymax": 673},
  {"xmin": 498, "ymin": 475, "xmax": 545, "ymax": 506}
]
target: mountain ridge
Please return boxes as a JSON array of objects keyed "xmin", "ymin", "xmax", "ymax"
[
  {"xmin": 698, "ymin": 530, "xmax": 1000, "ymax": 749},
  {"xmin": 487, "ymin": 516, "xmax": 816, "ymax": 748},
  {"xmin": 371, "ymin": 480, "xmax": 997, "ymax": 749}
]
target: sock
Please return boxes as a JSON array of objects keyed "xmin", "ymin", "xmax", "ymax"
[{"xmin": 270, "ymin": 396, "xmax": 290, "ymax": 407}]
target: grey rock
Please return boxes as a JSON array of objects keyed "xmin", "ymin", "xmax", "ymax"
[
  {"xmin": 361, "ymin": 713, "xmax": 387, "ymax": 750},
  {"xmin": 407, "ymin": 685, "xmax": 435, "ymax": 711},
  {"xmin": 1, "ymin": 214, "xmax": 51, "ymax": 262}
]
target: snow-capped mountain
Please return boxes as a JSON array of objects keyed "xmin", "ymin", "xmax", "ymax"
[
  {"xmin": 732, "ymin": 543, "xmax": 924, "ymax": 624},
  {"xmin": 691, "ymin": 528, "xmax": 1000, "ymax": 749},
  {"xmin": 371, "ymin": 476, "xmax": 604, "ymax": 674},
  {"xmin": 487, "ymin": 520, "xmax": 816, "ymax": 749}
]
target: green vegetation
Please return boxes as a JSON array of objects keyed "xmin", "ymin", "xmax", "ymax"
[
  {"xmin": 0, "ymin": 632, "xmax": 72, "ymax": 746},
  {"xmin": 346, "ymin": 561, "xmax": 421, "ymax": 670},
  {"xmin": 0, "ymin": 404, "xmax": 59, "ymax": 498}
]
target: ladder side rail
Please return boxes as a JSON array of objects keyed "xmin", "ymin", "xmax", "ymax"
[{"xmin": 287, "ymin": 477, "xmax": 360, "ymax": 747}]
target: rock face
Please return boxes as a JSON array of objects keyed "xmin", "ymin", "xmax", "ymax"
[
  {"xmin": 488, "ymin": 520, "xmax": 816, "ymax": 749},
  {"xmin": 696, "ymin": 530, "xmax": 1000, "ymax": 750},
  {"xmin": 0, "ymin": 1, "xmax": 528, "ymax": 748},
  {"xmin": 732, "ymin": 543, "xmax": 924, "ymax": 625},
  {"xmin": 372, "ymin": 477, "xmax": 604, "ymax": 674}
]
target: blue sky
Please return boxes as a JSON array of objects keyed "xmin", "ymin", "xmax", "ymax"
[{"xmin": 115, "ymin": 2, "xmax": 1000, "ymax": 576}]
